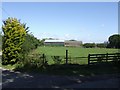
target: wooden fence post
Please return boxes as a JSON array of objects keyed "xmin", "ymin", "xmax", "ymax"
[
  {"xmin": 43, "ymin": 54, "xmax": 45, "ymax": 63},
  {"xmin": 88, "ymin": 54, "xmax": 90, "ymax": 65},
  {"xmin": 66, "ymin": 50, "xmax": 68, "ymax": 64},
  {"xmin": 106, "ymin": 53, "xmax": 108, "ymax": 62}
]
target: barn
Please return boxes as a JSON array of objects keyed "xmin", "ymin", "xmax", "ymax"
[
  {"xmin": 44, "ymin": 40, "xmax": 82, "ymax": 47},
  {"xmin": 64, "ymin": 40, "xmax": 82, "ymax": 47},
  {"xmin": 44, "ymin": 40, "xmax": 64, "ymax": 46}
]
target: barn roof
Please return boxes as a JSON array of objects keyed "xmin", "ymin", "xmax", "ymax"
[
  {"xmin": 64, "ymin": 40, "xmax": 82, "ymax": 43},
  {"xmin": 44, "ymin": 40, "xmax": 64, "ymax": 43}
]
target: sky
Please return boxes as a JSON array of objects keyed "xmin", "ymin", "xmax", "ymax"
[{"xmin": 1, "ymin": 2, "xmax": 118, "ymax": 43}]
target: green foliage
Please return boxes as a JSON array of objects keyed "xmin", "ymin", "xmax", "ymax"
[
  {"xmin": 96, "ymin": 43, "xmax": 106, "ymax": 48},
  {"xmin": 83, "ymin": 43, "xmax": 96, "ymax": 48},
  {"xmin": 107, "ymin": 34, "xmax": 120, "ymax": 49},
  {"xmin": 39, "ymin": 39, "xmax": 45, "ymax": 46},
  {"xmin": 21, "ymin": 33, "xmax": 41, "ymax": 54},
  {"xmin": 51, "ymin": 56, "xmax": 62, "ymax": 65},
  {"xmin": 2, "ymin": 17, "xmax": 26, "ymax": 65},
  {"xmin": 15, "ymin": 54, "xmax": 48, "ymax": 71}
]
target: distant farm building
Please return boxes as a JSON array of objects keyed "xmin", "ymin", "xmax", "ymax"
[
  {"xmin": 44, "ymin": 40, "xmax": 64, "ymax": 46},
  {"xmin": 64, "ymin": 40, "xmax": 82, "ymax": 47},
  {"xmin": 44, "ymin": 40, "xmax": 82, "ymax": 47}
]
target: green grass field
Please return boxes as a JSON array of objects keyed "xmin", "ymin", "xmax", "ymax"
[
  {"xmin": 34, "ymin": 46, "xmax": 118, "ymax": 56},
  {"xmin": 32, "ymin": 46, "xmax": 119, "ymax": 65}
]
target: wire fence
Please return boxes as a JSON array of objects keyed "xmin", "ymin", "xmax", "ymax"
[{"xmin": 32, "ymin": 54, "xmax": 88, "ymax": 65}]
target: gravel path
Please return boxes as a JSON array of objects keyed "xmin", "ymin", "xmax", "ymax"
[{"xmin": 1, "ymin": 68, "xmax": 120, "ymax": 89}]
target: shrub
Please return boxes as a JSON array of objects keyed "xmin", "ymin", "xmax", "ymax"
[
  {"xmin": 15, "ymin": 53, "xmax": 48, "ymax": 71},
  {"xmin": 52, "ymin": 56, "xmax": 62, "ymax": 65}
]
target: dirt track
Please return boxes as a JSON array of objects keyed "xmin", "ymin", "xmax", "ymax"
[{"xmin": 1, "ymin": 68, "xmax": 120, "ymax": 89}]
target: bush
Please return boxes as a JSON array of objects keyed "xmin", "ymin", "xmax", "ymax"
[
  {"xmin": 15, "ymin": 53, "xmax": 48, "ymax": 71},
  {"xmin": 51, "ymin": 56, "xmax": 62, "ymax": 65}
]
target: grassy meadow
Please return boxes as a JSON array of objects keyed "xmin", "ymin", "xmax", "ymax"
[{"xmin": 32, "ymin": 46, "xmax": 119, "ymax": 65}]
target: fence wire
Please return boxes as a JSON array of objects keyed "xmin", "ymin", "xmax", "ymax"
[{"xmin": 43, "ymin": 55, "xmax": 88, "ymax": 65}]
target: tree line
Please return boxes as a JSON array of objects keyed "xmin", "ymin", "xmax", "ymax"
[
  {"xmin": 82, "ymin": 34, "xmax": 120, "ymax": 48},
  {"xmin": 82, "ymin": 43, "xmax": 107, "ymax": 48}
]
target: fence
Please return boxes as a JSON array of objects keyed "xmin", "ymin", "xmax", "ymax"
[
  {"xmin": 88, "ymin": 53, "xmax": 120, "ymax": 65},
  {"xmin": 29, "ymin": 53, "xmax": 87, "ymax": 65},
  {"xmin": 29, "ymin": 51, "xmax": 120, "ymax": 65},
  {"xmin": 49, "ymin": 50, "xmax": 88, "ymax": 65},
  {"xmin": 50, "ymin": 56, "xmax": 88, "ymax": 65}
]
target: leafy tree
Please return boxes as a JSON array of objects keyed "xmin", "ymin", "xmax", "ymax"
[
  {"xmin": 107, "ymin": 34, "xmax": 120, "ymax": 48},
  {"xmin": 2, "ymin": 17, "xmax": 26, "ymax": 65}
]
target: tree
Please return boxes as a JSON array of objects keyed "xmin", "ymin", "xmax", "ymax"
[
  {"xmin": 107, "ymin": 34, "xmax": 120, "ymax": 48},
  {"xmin": 2, "ymin": 17, "xmax": 26, "ymax": 65},
  {"xmin": 83, "ymin": 43, "xmax": 96, "ymax": 48},
  {"xmin": 96, "ymin": 43, "xmax": 106, "ymax": 48}
]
